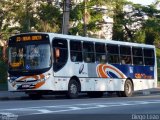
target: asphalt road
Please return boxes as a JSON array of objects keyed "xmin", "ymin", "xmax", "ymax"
[{"xmin": 0, "ymin": 93, "xmax": 160, "ymax": 120}]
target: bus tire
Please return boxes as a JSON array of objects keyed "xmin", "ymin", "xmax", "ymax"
[
  {"xmin": 66, "ymin": 79, "xmax": 80, "ymax": 99},
  {"xmin": 87, "ymin": 91, "xmax": 104, "ymax": 98},
  {"xmin": 118, "ymin": 79, "xmax": 133, "ymax": 97}
]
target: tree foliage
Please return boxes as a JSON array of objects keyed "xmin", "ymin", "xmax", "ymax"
[
  {"xmin": 0, "ymin": 0, "xmax": 62, "ymax": 33},
  {"xmin": 36, "ymin": 2, "xmax": 62, "ymax": 32},
  {"xmin": 110, "ymin": 0, "xmax": 160, "ymax": 45},
  {"xmin": 69, "ymin": 0, "xmax": 103, "ymax": 36}
]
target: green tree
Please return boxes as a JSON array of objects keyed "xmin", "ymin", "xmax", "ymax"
[
  {"xmin": 111, "ymin": 0, "xmax": 160, "ymax": 44},
  {"xmin": 69, "ymin": 0, "xmax": 104, "ymax": 36},
  {"xmin": 36, "ymin": 2, "xmax": 62, "ymax": 32},
  {"xmin": 1, "ymin": 0, "xmax": 62, "ymax": 33},
  {"xmin": 141, "ymin": 4, "xmax": 160, "ymax": 45},
  {"xmin": 1, "ymin": 0, "xmax": 35, "ymax": 32},
  {"xmin": 112, "ymin": 0, "xmax": 127, "ymax": 41},
  {"xmin": 0, "ymin": 1, "xmax": 6, "ymax": 30}
]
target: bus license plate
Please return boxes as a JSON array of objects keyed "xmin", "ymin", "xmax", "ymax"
[{"xmin": 22, "ymin": 84, "xmax": 30, "ymax": 88}]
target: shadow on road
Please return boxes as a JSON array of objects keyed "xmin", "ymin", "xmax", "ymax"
[{"xmin": 1, "ymin": 90, "xmax": 160, "ymax": 101}]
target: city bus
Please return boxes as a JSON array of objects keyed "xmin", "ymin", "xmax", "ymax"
[{"xmin": 7, "ymin": 32, "xmax": 157, "ymax": 99}]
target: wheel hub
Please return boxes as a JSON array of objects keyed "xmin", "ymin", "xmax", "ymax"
[{"xmin": 70, "ymin": 84, "xmax": 77, "ymax": 94}]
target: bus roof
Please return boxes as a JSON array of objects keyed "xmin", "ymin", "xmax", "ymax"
[
  {"xmin": 48, "ymin": 32, "xmax": 155, "ymax": 49},
  {"xmin": 12, "ymin": 32, "xmax": 155, "ymax": 49}
]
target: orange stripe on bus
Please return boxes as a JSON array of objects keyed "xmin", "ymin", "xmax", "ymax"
[
  {"xmin": 97, "ymin": 64, "xmax": 125, "ymax": 78},
  {"xmin": 34, "ymin": 81, "xmax": 45, "ymax": 89},
  {"xmin": 97, "ymin": 64, "xmax": 108, "ymax": 78}
]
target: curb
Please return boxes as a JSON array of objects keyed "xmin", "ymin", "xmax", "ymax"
[{"xmin": 133, "ymin": 88, "xmax": 160, "ymax": 96}]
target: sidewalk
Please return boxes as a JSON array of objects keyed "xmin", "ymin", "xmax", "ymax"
[
  {"xmin": 134, "ymin": 88, "xmax": 160, "ymax": 96},
  {"xmin": 0, "ymin": 88, "xmax": 160, "ymax": 100}
]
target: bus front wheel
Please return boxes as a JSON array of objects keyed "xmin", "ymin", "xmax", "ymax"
[{"xmin": 66, "ymin": 79, "xmax": 80, "ymax": 99}]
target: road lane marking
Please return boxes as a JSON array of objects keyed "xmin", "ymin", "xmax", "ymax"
[
  {"xmin": 37, "ymin": 109, "xmax": 53, "ymax": 113},
  {"xmin": 1, "ymin": 100, "xmax": 160, "ymax": 116}
]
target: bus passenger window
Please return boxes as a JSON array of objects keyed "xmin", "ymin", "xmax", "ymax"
[
  {"xmin": 132, "ymin": 47, "xmax": 143, "ymax": 65},
  {"xmin": 107, "ymin": 44, "xmax": 120, "ymax": 64},
  {"xmin": 70, "ymin": 40, "xmax": 82, "ymax": 62},
  {"xmin": 120, "ymin": 46, "xmax": 132, "ymax": 64},
  {"xmin": 95, "ymin": 43, "xmax": 106, "ymax": 63},
  {"xmin": 83, "ymin": 42, "xmax": 95, "ymax": 63},
  {"xmin": 144, "ymin": 48, "xmax": 154, "ymax": 66}
]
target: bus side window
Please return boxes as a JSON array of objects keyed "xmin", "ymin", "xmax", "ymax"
[
  {"xmin": 120, "ymin": 46, "xmax": 132, "ymax": 64},
  {"xmin": 70, "ymin": 40, "xmax": 82, "ymax": 62},
  {"xmin": 144, "ymin": 48, "xmax": 155, "ymax": 66},
  {"xmin": 132, "ymin": 47, "xmax": 143, "ymax": 65},
  {"xmin": 83, "ymin": 41, "xmax": 95, "ymax": 63},
  {"xmin": 95, "ymin": 43, "xmax": 106, "ymax": 63},
  {"xmin": 107, "ymin": 44, "xmax": 120, "ymax": 64}
]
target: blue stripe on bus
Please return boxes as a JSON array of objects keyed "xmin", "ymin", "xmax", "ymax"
[{"xmin": 111, "ymin": 64, "xmax": 154, "ymax": 79}]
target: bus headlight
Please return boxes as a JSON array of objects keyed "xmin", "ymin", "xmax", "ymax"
[
  {"xmin": 7, "ymin": 77, "xmax": 10, "ymax": 80},
  {"xmin": 44, "ymin": 74, "xmax": 50, "ymax": 80},
  {"xmin": 38, "ymin": 74, "xmax": 50, "ymax": 82}
]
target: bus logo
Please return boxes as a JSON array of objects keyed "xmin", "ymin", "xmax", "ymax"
[{"xmin": 79, "ymin": 64, "xmax": 84, "ymax": 74}]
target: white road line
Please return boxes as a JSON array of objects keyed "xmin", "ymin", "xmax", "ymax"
[
  {"xmin": 68, "ymin": 107, "xmax": 81, "ymax": 110},
  {"xmin": 0, "ymin": 100, "xmax": 160, "ymax": 116},
  {"xmin": 96, "ymin": 105, "xmax": 107, "ymax": 107},
  {"xmin": 37, "ymin": 109, "xmax": 53, "ymax": 114}
]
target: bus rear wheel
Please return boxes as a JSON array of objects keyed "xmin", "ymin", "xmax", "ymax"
[
  {"xmin": 117, "ymin": 79, "xmax": 133, "ymax": 97},
  {"xmin": 66, "ymin": 79, "xmax": 80, "ymax": 99}
]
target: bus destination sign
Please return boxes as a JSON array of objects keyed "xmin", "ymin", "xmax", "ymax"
[
  {"xmin": 9, "ymin": 34, "xmax": 49, "ymax": 44},
  {"xmin": 16, "ymin": 35, "xmax": 42, "ymax": 42}
]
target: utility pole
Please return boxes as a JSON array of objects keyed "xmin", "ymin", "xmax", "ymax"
[
  {"xmin": 83, "ymin": 0, "xmax": 87, "ymax": 36},
  {"xmin": 25, "ymin": 0, "xmax": 31, "ymax": 32},
  {"xmin": 62, "ymin": 0, "xmax": 70, "ymax": 34},
  {"xmin": 83, "ymin": 0, "xmax": 90, "ymax": 37}
]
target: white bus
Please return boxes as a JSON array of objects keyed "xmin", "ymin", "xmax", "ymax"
[{"xmin": 8, "ymin": 32, "xmax": 157, "ymax": 99}]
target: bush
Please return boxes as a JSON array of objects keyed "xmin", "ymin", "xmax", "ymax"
[
  {"xmin": 0, "ymin": 48, "xmax": 7, "ymax": 84},
  {"xmin": 0, "ymin": 60, "xmax": 7, "ymax": 84}
]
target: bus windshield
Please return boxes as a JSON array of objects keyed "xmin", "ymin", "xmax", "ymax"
[{"xmin": 9, "ymin": 44, "xmax": 51, "ymax": 71}]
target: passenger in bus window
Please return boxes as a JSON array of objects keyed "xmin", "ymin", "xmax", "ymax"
[{"xmin": 121, "ymin": 56, "xmax": 131, "ymax": 64}]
